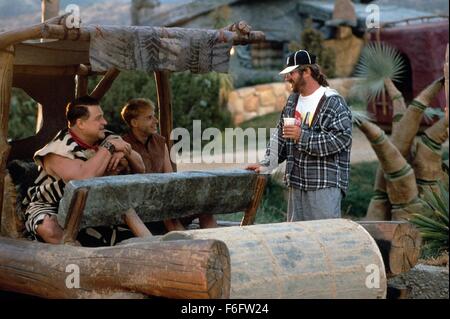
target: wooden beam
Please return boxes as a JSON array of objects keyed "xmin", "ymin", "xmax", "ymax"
[
  {"xmin": 63, "ymin": 188, "xmax": 88, "ymax": 244},
  {"xmin": 358, "ymin": 221, "xmax": 422, "ymax": 276},
  {"xmin": 13, "ymin": 65, "xmax": 78, "ymax": 76},
  {"xmin": 122, "ymin": 208, "xmax": 152, "ymax": 237},
  {"xmin": 76, "ymin": 74, "xmax": 89, "ymax": 98},
  {"xmin": 41, "ymin": 0, "xmax": 60, "ymax": 22},
  {"xmin": 445, "ymin": 43, "xmax": 448, "ymax": 123},
  {"xmin": 1, "ymin": 21, "xmax": 264, "ymax": 51},
  {"xmin": 241, "ymin": 175, "xmax": 267, "ymax": 226},
  {"xmin": 0, "ymin": 237, "xmax": 230, "ymax": 299},
  {"xmin": 0, "ymin": 45, "xmax": 14, "ymax": 232},
  {"xmin": 154, "ymin": 70, "xmax": 176, "ymax": 171},
  {"xmin": 89, "ymin": 68, "xmax": 120, "ymax": 100},
  {"xmin": 13, "ymin": 64, "xmax": 95, "ymax": 77}
]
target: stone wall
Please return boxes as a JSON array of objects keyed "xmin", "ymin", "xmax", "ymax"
[{"xmin": 227, "ymin": 77, "xmax": 361, "ymax": 125}]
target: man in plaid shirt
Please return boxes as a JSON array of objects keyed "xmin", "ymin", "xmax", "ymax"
[{"xmin": 246, "ymin": 50, "xmax": 352, "ymax": 221}]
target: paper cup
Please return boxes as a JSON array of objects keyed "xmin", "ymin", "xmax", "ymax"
[{"xmin": 283, "ymin": 117, "xmax": 296, "ymax": 126}]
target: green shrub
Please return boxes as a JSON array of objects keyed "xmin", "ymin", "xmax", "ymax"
[
  {"xmin": 171, "ymin": 71, "xmax": 232, "ymax": 136},
  {"xmin": 8, "ymin": 88, "xmax": 37, "ymax": 140},
  {"xmin": 409, "ymin": 182, "xmax": 449, "ymax": 258}
]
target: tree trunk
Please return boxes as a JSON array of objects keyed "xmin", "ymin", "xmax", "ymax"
[
  {"xmin": 358, "ymin": 221, "xmax": 422, "ymax": 276},
  {"xmin": 0, "ymin": 45, "xmax": 14, "ymax": 232},
  {"xmin": 0, "ymin": 237, "xmax": 230, "ymax": 299},
  {"xmin": 159, "ymin": 219, "xmax": 387, "ymax": 299},
  {"xmin": 154, "ymin": 70, "xmax": 175, "ymax": 171}
]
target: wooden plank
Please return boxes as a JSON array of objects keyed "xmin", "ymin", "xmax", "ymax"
[
  {"xmin": 0, "ymin": 237, "xmax": 230, "ymax": 299},
  {"xmin": 122, "ymin": 208, "xmax": 152, "ymax": 237},
  {"xmin": 240, "ymin": 174, "xmax": 267, "ymax": 226},
  {"xmin": 14, "ymin": 41, "xmax": 90, "ymax": 66},
  {"xmin": 0, "ymin": 45, "xmax": 14, "ymax": 231},
  {"xmin": 154, "ymin": 70, "xmax": 176, "ymax": 171},
  {"xmin": 57, "ymin": 170, "xmax": 258, "ymax": 228},
  {"xmin": 63, "ymin": 188, "xmax": 88, "ymax": 244}
]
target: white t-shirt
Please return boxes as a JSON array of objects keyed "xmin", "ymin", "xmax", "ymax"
[{"xmin": 295, "ymin": 86, "xmax": 327, "ymax": 127}]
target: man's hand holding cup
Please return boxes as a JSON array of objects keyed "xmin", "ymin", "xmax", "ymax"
[{"xmin": 282, "ymin": 117, "xmax": 301, "ymax": 142}]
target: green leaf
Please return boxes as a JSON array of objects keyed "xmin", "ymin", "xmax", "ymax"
[{"xmin": 354, "ymin": 42, "xmax": 406, "ymax": 101}]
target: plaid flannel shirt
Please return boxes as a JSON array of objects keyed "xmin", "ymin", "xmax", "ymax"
[{"xmin": 260, "ymin": 87, "xmax": 352, "ymax": 194}]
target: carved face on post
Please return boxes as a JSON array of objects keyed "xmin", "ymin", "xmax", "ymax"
[{"xmin": 336, "ymin": 26, "xmax": 353, "ymax": 39}]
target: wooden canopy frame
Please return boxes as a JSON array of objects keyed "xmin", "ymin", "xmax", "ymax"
[{"xmin": 0, "ymin": 16, "xmax": 266, "ymax": 219}]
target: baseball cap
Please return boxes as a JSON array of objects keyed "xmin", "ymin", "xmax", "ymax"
[{"xmin": 279, "ymin": 50, "xmax": 317, "ymax": 75}]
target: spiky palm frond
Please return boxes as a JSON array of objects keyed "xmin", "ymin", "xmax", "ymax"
[
  {"xmin": 351, "ymin": 110, "xmax": 375, "ymax": 127},
  {"xmin": 423, "ymin": 107, "xmax": 446, "ymax": 122},
  {"xmin": 408, "ymin": 181, "xmax": 449, "ymax": 254},
  {"xmin": 353, "ymin": 42, "xmax": 406, "ymax": 101}
]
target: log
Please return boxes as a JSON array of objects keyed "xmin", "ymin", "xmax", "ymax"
[
  {"xmin": 122, "ymin": 208, "xmax": 152, "ymax": 237},
  {"xmin": 445, "ymin": 43, "xmax": 448, "ymax": 122},
  {"xmin": 154, "ymin": 70, "xmax": 175, "ymax": 171},
  {"xmin": 0, "ymin": 237, "xmax": 230, "ymax": 299},
  {"xmin": 89, "ymin": 68, "xmax": 120, "ymax": 100},
  {"xmin": 0, "ymin": 45, "xmax": 14, "ymax": 231},
  {"xmin": 63, "ymin": 188, "xmax": 88, "ymax": 244},
  {"xmin": 1, "ymin": 173, "xmax": 24, "ymax": 238},
  {"xmin": 76, "ymin": 74, "xmax": 89, "ymax": 98},
  {"xmin": 358, "ymin": 221, "xmax": 422, "ymax": 276},
  {"xmin": 159, "ymin": 219, "xmax": 387, "ymax": 298},
  {"xmin": 240, "ymin": 174, "xmax": 267, "ymax": 226},
  {"xmin": 1, "ymin": 21, "xmax": 264, "ymax": 51},
  {"xmin": 41, "ymin": 0, "xmax": 60, "ymax": 22}
]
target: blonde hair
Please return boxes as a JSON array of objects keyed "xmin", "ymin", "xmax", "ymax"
[{"xmin": 121, "ymin": 98, "xmax": 155, "ymax": 127}]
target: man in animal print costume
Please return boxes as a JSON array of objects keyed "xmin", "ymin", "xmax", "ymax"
[{"xmin": 22, "ymin": 96, "xmax": 145, "ymax": 244}]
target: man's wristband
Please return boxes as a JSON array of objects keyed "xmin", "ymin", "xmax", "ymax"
[{"xmin": 100, "ymin": 140, "xmax": 116, "ymax": 155}]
